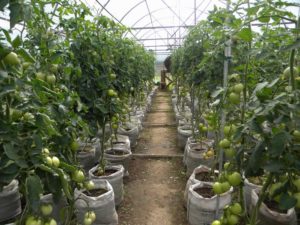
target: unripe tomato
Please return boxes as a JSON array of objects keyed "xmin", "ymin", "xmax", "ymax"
[
  {"xmin": 84, "ymin": 180, "xmax": 95, "ymax": 190},
  {"xmin": 227, "ymin": 214, "xmax": 239, "ymax": 225},
  {"xmin": 293, "ymin": 130, "xmax": 300, "ymax": 141},
  {"xmin": 72, "ymin": 170, "xmax": 85, "ymax": 183},
  {"xmin": 221, "ymin": 181, "xmax": 231, "ymax": 193},
  {"xmin": 228, "ymin": 172, "xmax": 242, "ymax": 186},
  {"xmin": 71, "ymin": 140, "xmax": 79, "ymax": 152},
  {"xmin": 107, "ymin": 89, "xmax": 116, "ymax": 97},
  {"xmin": 283, "ymin": 66, "xmax": 299, "ymax": 79},
  {"xmin": 230, "ymin": 203, "xmax": 242, "ymax": 215},
  {"xmin": 36, "ymin": 72, "xmax": 46, "ymax": 81},
  {"xmin": 233, "ymin": 83, "xmax": 244, "ymax": 94},
  {"xmin": 213, "ymin": 182, "xmax": 223, "ymax": 195},
  {"xmin": 83, "ymin": 217, "xmax": 93, "ymax": 225},
  {"xmin": 46, "ymin": 156, "xmax": 53, "ymax": 166},
  {"xmin": 211, "ymin": 220, "xmax": 221, "ymax": 225},
  {"xmin": 225, "ymin": 148, "xmax": 235, "ymax": 158},
  {"xmin": 219, "ymin": 138, "xmax": 231, "ymax": 148},
  {"xmin": 109, "ymin": 73, "xmax": 117, "ymax": 80},
  {"xmin": 3, "ymin": 52, "xmax": 20, "ymax": 65},
  {"xmin": 41, "ymin": 204, "xmax": 53, "ymax": 216},
  {"xmin": 228, "ymin": 92, "xmax": 240, "ymax": 104},
  {"xmin": 51, "ymin": 156, "xmax": 60, "ymax": 167},
  {"xmin": 46, "ymin": 74, "xmax": 56, "ymax": 84}
]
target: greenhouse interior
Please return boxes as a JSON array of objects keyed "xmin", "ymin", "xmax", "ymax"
[{"xmin": 1, "ymin": 0, "xmax": 300, "ymax": 225}]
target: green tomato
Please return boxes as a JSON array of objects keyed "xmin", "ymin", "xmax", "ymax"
[
  {"xmin": 228, "ymin": 172, "xmax": 242, "ymax": 186},
  {"xmin": 85, "ymin": 211, "xmax": 96, "ymax": 222},
  {"xmin": 36, "ymin": 72, "xmax": 46, "ymax": 81},
  {"xmin": 230, "ymin": 203, "xmax": 242, "ymax": 215},
  {"xmin": 283, "ymin": 67, "xmax": 299, "ymax": 79},
  {"xmin": 52, "ymin": 156, "xmax": 60, "ymax": 168},
  {"xmin": 50, "ymin": 64, "xmax": 59, "ymax": 73},
  {"xmin": 293, "ymin": 130, "xmax": 300, "ymax": 141},
  {"xmin": 23, "ymin": 112, "xmax": 35, "ymax": 121},
  {"xmin": 221, "ymin": 181, "xmax": 231, "ymax": 193},
  {"xmin": 213, "ymin": 182, "xmax": 223, "ymax": 195},
  {"xmin": 42, "ymin": 148, "xmax": 50, "ymax": 155},
  {"xmin": 71, "ymin": 140, "xmax": 79, "ymax": 152},
  {"xmin": 228, "ymin": 92, "xmax": 240, "ymax": 104},
  {"xmin": 45, "ymin": 219, "xmax": 57, "ymax": 225},
  {"xmin": 225, "ymin": 148, "xmax": 235, "ymax": 158},
  {"xmin": 23, "ymin": 62, "xmax": 32, "ymax": 70},
  {"xmin": 224, "ymin": 162, "xmax": 231, "ymax": 170},
  {"xmin": 219, "ymin": 138, "xmax": 231, "ymax": 148},
  {"xmin": 211, "ymin": 220, "xmax": 221, "ymax": 225},
  {"xmin": 112, "ymin": 123, "xmax": 118, "ymax": 130},
  {"xmin": 3, "ymin": 52, "xmax": 20, "ymax": 66},
  {"xmin": 46, "ymin": 156, "xmax": 53, "ymax": 166},
  {"xmin": 83, "ymin": 217, "xmax": 93, "ymax": 225},
  {"xmin": 233, "ymin": 83, "xmax": 244, "ymax": 94},
  {"xmin": 25, "ymin": 216, "xmax": 38, "ymax": 225},
  {"xmin": 41, "ymin": 204, "xmax": 53, "ymax": 216},
  {"xmin": 46, "ymin": 74, "xmax": 56, "ymax": 84},
  {"xmin": 227, "ymin": 214, "xmax": 239, "ymax": 225},
  {"xmin": 109, "ymin": 73, "xmax": 117, "ymax": 80},
  {"xmin": 107, "ymin": 89, "xmax": 116, "ymax": 97},
  {"xmin": 72, "ymin": 170, "xmax": 85, "ymax": 183},
  {"xmin": 84, "ymin": 181, "xmax": 95, "ymax": 190}
]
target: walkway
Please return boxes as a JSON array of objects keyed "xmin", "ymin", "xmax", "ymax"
[{"xmin": 118, "ymin": 90, "xmax": 187, "ymax": 225}]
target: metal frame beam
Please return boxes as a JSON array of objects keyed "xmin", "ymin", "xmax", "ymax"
[
  {"xmin": 120, "ymin": 0, "xmax": 145, "ymax": 22},
  {"xmin": 131, "ymin": 25, "xmax": 194, "ymax": 30},
  {"xmin": 138, "ymin": 37, "xmax": 184, "ymax": 41}
]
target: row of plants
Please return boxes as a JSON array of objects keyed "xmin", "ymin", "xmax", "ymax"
[
  {"xmin": 171, "ymin": 0, "xmax": 300, "ymax": 225},
  {"xmin": 0, "ymin": 0, "xmax": 155, "ymax": 224}
]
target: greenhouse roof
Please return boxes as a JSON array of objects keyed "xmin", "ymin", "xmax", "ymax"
[
  {"xmin": 83, "ymin": 0, "xmax": 227, "ymax": 56},
  {"xmin": 0, "ymin": 0, "xmax": 299, "ymax": 60}
]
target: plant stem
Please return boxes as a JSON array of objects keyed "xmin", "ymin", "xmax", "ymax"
[
  {"xmin": 99, "ymin": 118, "xmax": 106, "ymax": 171},
  {"xmin": 290, "ymin": 49, "xmax": 296, "ymax": 91},
  {"xmin": 249, "ymin": 173, "xmax": 273, "ymax": 225}
]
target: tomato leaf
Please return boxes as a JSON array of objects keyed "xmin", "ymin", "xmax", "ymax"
[
  {"xmin": 26, "ymin": 175, "xmax": 43, "ymax": 213},
  {"xmin": 17, "ymin": 48, "xmax": 35, "ymax": 63},
  {"xmin": 270, "ymin": 131, "xmax": 290, "ymax": 157},
  {"xmin": 0, "ymin": 0, "xmax": 9, "ymax": 11},
  {"xmin": 279, "ymin": 193, "xmax": 297, "ymax": 210},
  {"xmin": 12, "ymin": 35, "xmax": 22, "ymax": 48},
  {"xmin": 238, "ymin": 28, "xmax": 252, "ymax": 42}
]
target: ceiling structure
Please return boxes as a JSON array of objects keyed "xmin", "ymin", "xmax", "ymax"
[
  {"xmin": 81, "ymin": 0, "xmax": 227, "ymax": 57},
  {"xmin": 0, "ymin": 0, "xmax": 299, "ymax": 59}
]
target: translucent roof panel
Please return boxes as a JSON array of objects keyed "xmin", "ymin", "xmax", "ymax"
[{"xmin": 84, "ymin": 0, "xmax": 227, "ymax": 57}]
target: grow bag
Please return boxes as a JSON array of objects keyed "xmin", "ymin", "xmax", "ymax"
[
  {"xmin": 107, "ymin": 134, "xmax": 131, "ymax": 151},
  {"xmin": 104, "ymin": 146, "xmax": 132, "ymax": 177},
  {"xmin": 74, "ymin": 180, "xmax": 118, "ymax": 225},
  {"xmin": 118, "ymin": 122, "xmax": 139, "ymax": 147},
  {"xmin": 177, "ymin": 125, "xmax": 193, "ymax": 150},
  {"xmin": 250, "ymin": 189, "xmax": 297, "ymax": 225},
  {"xmin": 187, "ymin": 183, "xmax": 232, "ymax": 225},
  {"xmin": 185, "ymin": 142, "xmax": 213, "ymax": 177},
  {"xmin": 184, "ymin": 165, "xmax": 218, "ymax": 207},
  {"xmin": 0, "ymin": 180, "xmax": 22, "ymax": 223},
  {"xmin": 243, "ymin": 177, "xmax": 262, "ymax": 213},
  {"xmin": 77, "ymin": 144, "xmax": 96, "ymax": 174},
  {"xmin": 183, "ymin": 138, "xmax": 214, "ymax": 165},
  {"xmin": 89, "ymin": 165, "xmax": 124, "ymax": 206}
]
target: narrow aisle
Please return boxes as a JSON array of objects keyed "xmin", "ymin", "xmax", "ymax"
[{"xmin": 118, "ymin": 90, "xmax": 187, "ymax": 225}]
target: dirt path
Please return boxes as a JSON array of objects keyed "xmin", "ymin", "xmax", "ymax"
[{"xmin": 118, "ymin": 90, "xmax": 188, "ymax": 225}]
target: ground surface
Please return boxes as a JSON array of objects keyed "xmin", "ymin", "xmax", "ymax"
[{"xmin": 118, "ymin": 90, "xmax": 188, "ymax": 225}]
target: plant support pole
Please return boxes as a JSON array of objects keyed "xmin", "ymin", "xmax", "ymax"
[{"xmin": 215, "ymin": 0, "xmax": 231, "ymax": 219}]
